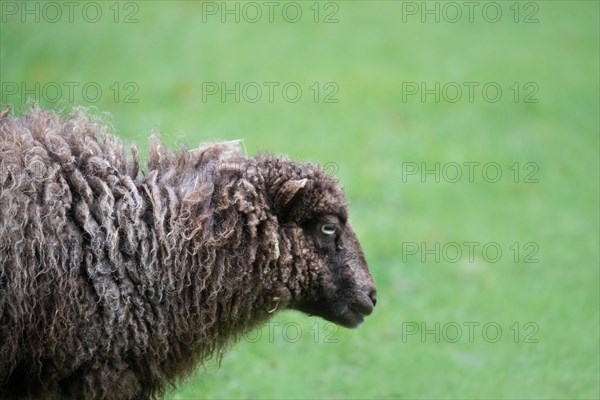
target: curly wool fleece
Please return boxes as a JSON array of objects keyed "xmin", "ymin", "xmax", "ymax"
[{"xmin": 0, "ymin": 107, "xmax": 376, "ymax": 399}]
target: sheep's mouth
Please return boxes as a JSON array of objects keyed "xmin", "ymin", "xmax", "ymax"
[
  {"xmin": 330, "ymin": 300, "xmax": 374, "ymax": 328},
  {"xmin": 297, "ymin": 289, "xmax": 376, "ymax": 329},
  {"xmin": 303, "ymin": 297, "xmax": 374, "ymax": 329}
]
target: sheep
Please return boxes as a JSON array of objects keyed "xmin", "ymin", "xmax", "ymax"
[{"xmin": 0, "ymin": 106, "xmax": 377, "ymax": 400}]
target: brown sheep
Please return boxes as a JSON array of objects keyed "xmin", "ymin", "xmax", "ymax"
[{"xmin": 0, "ymin": 106, "xmax": 377, "ymax": 399}]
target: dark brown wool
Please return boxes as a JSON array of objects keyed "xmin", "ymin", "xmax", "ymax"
[{"xmin": 0, "ymin": 107, "xmax": 376, "ymax": 399}]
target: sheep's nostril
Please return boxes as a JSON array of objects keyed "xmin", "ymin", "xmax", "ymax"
[{"xmin": 369, "ymin": 289, "xmax": 377, "ymax": 307}]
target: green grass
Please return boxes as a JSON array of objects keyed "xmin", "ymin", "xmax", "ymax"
[{"xmin": 1, "ymin": 1, "xmax": 598, "ymax": 398}]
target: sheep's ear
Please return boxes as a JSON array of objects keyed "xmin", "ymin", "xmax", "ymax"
[{"xmin": 275, "ymin": 178, "xmax": 308, "ymax": 212}]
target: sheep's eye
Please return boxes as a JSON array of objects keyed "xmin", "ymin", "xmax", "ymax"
[{"xmin": 320, "ymin": 223, "xmax": 337, "ymax": 236}]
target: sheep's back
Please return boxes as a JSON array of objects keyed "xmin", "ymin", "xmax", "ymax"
[
  {"xmin": 0, "ymin": 108, "xmax": 157, "ymax": 392},
  {"xmin": 0, "ymin": 108, "xmax": 253, "ymax": 397}
]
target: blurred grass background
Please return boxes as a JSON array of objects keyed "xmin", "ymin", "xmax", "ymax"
[{"xmin": 1, "ymin": 1, "xmax": 598, "ymax": 398}]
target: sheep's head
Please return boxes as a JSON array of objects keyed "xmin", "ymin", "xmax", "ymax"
[{"xmin": 263, "ymin": 157, "xmax": 377, "ymax": 328}]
